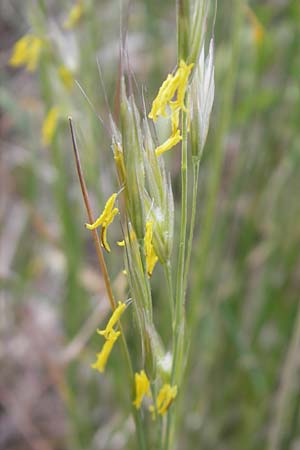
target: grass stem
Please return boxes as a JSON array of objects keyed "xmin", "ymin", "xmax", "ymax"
[
  {"xmin": 163, "ymin": 261, "xmax": 175, "ymax": 323},
  {"xmin": 183, "ymin": 160, "xmax": 200, "ymax": 291},
  {"xmin": 164, "ymin": 108, "xmax": 188, "ymax": 450}
]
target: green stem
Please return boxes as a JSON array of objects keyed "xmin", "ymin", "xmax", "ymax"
[
  {"xmin": 163, "ymin": 260, "xmax": 175, "ymax": 323},
  {"xmin": 164, "ymin": 109, "xmax": 188, "ymax": 450},
  {"xmin": 173, "ymin": 109, "xmax": 188, "ymax": 382},
  {"xmin": 119, "ymin": 323, "xmax": 148, "ymax": 450},
  {"xmin": 118, "ymin": 333, "xmax": 148, "ymax": 450},
  {"xmin": 177, "ymin": 0, "xmax": 190, "ymax": 61},
  {"xmin": 183, "ymin": 160, "xmax": 200, "ymax": 290},
  {"xmin": 149, "ymin": 382, "xmax": 163, "ymax": 450}
]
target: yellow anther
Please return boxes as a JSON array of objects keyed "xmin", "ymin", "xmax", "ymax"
[
  {"xmin": 149, "ymin": 60, "xmax": 193, "ymax": 122},
  {"xmin": 155, "ymin": 129, "xmax": 182, "ymax": 157},
  {"xmin": 149, "ymin": 384, "xmax": 178, "ymax": 417},
  {"xmin": 149, "ymin": 72, "xmax": 181, "ymax": 121},
  {"xmin": 170, "ymin": 60, "xmax": 194, "ymax": 112},
  {"xmin": 91, "ymin": 329, "xmax": 120, "ymax": 373},
  {"xmin": 133, "ymin": 370, "xmax": 151, "ymax": 409},
  {"xmin": 144, "ymin": 221, "xmax": 158, "ymax": 276},
  {"xmin": 114, "ymin": 144, "xmax": 126, "ymax": 184},
  {"xmin": 97, "ymin": 302, "xmax": 126, "ymax": 339},
  {"xmin": 85, "ymin": 193, "xmax": 119, "ymax": 253},
  {"xmin": 91, "ymin": 302, "xmax": 127, "ymax": 373},
  {"xmin": 149, "ymin": 60, "xmax": 193, "ymax": 157}
]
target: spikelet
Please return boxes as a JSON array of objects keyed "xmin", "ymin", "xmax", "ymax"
[
  {"xmin": 191, "ymin": 39, "xmax": 215, "ymax": 161},
  {"xmin": 143, "ymin": 120, "xmax": 174, "ymax": 265},
  {"xmin": 120, "ymin": 79, "xmax": 146, "ymax": 240}
]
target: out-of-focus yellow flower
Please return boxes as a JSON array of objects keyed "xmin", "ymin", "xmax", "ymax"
[
  {"xmin": 144, "ymin": 221, "xmax": 158, "ymax": 276},
  {"xmin": 58, "ymin": 65, "xmax": 74, "ymax": 90},
  {"xmin": 253, "ymin": 20, "xmax": 264, "ymax": 46},
  {"xmin": 133, "ymin": 370, "xmax": 151, "ymax": 409},
  {"xmin": 156, "ymin": 384, "xmax": 178, "ymax": 415},
  {"xmin": 149, "ymin": 383, "xmax": 178, "ymax": 418},
  {"xmin": 155, "ymin": 129, "xmax": 182, "ymax": 157},
  {"xmin": 9, "ymin": 34, "xmax": 43, "ymax": 72},
  {"xmin": 97, "ymin": 301, "xmax": 126, "ymax": 339},
  {"xmin": 245, "ymin": 5, "xmax": 264, "ymax": 46},
  {"xmin": 91, "ymin": 329, "xmax": 120, "ymax": 373},
  {"xmin": 42, "ymin": 107, "xmax": 60, "ymax": 146},
  {"xmin": 85, "ymin": 193, "xmax": 119, "ymax": 252},
  {"xmin": 63, "ymin": 1, "xmax": 84, "ymax": 30}
]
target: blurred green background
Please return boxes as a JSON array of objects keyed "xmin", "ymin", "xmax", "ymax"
[{"xmin": 1, "ymin": 1, "xmax": 300, "ymax": 449}]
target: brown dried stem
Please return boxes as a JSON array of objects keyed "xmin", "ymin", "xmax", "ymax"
[{"xmin": 68, "ymin": 117, "xmax": 116, "ymax": 312}]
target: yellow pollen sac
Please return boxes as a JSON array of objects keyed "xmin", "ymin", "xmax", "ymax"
[
  {"xmin": 91, "ymin": 329, "xmax": 120, "ymax": 373},
  {"xmin": 144, "ymin": 221, "xmax": 158, "ymax": 276},
  {"xmin": 63, "ymin": 2, "xmax": 84, "ymax": 29},
  {"xmin": 101, "ymin": 216, "xmax": 118, "ymax": 252},
  {"xmin": 149, "ymin": 60, "xmax": 193, "ymax": 122},
  {"xmin": 9, "ymin": 34, "xmax": 43, "ymax": 72},
  {"xmin": 133, "ymin": 370, "xmax": 151, "ymax": 409},
  {"xmin": 85, "ymin": 193, "xmax": 119, "ymax": 252},
  {"xmin": 97, "ymin": 301, "xmax": 126, "ymax": 339},
  {"xmin": 149, "ymin": 72, "xmax": 181, "ymax": 121},
  {"xmin": 86, "ymin": 194, "xmax": 117, "ymax": 230},
  {"xmin": 171, "ymin": 60, "xmax": 194, "ymax": 112},
  {"xmin": 113, "ymin": 144, "xmax": 126, "ymax": 184},
  {"xmin": 58, "ymin": 65, "xmax": 74, "ymax": 90},
  {"xmin": 155, "ymin": 129, "xmax": 182, "ymax": 157},
  {"xmin": 117, "ymin": 240, "xmax": 125, "ymax": 247},
  {"xmin": 42, "ymin": 107, "xmax": 60, "ymax": 146},
  {"xmin": 154, "ymin": 384, "xmax": 178, "ymax": 416}
]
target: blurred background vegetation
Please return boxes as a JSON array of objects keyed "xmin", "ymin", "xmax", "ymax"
[{"xmin": 1, "ymin": 1, "xmax": 300, "ymax": 449}]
